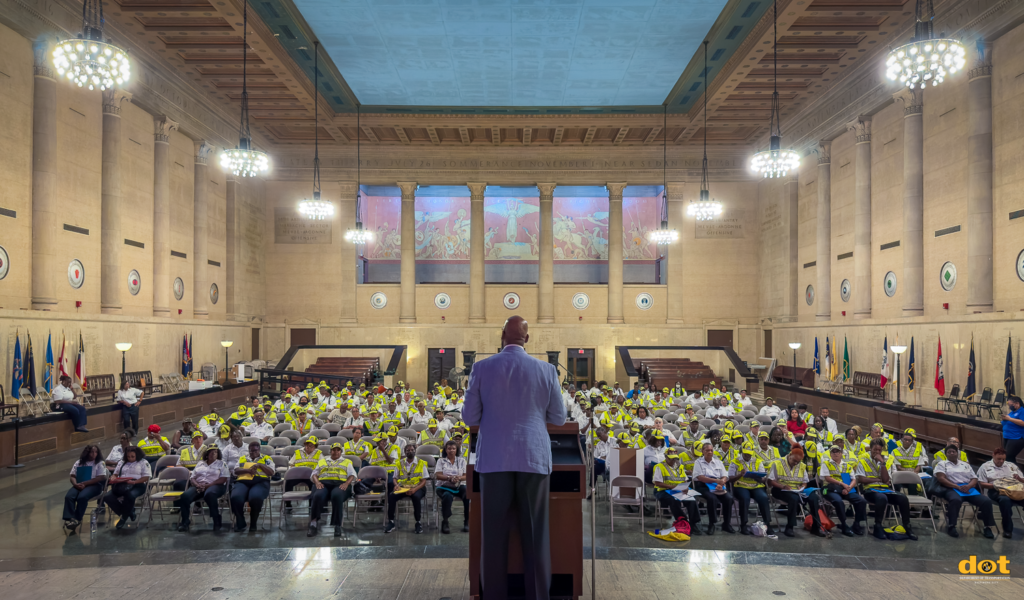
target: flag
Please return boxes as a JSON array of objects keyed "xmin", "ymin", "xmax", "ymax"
[
  {"xmin": 187, "ymin": 334, "xmax": 193, "ymax": 377},
  {"xmin": 57, "ymin": 331, "xmax": 69, "ymax": 379},
  {"xmin": 1005, "ymin": 337, "xmax": 1015, "ymax": 396},
  {"xmin": 964, "ymin": 336, "xmax": 977, "ymax": 401},
  {"xmin": 23, "ymin": 333, "xmax": 37, "ymax": 397},
  {"xmin": 843, "ymin": 336, "xmax": 851, "ymax": 382},
  {"xmin": 823, "ymin": 337, "xmax": 831, "ymax": 381},
  {"xmin": 43, "ymin": 332, "xmax": 54, "ymax": 393},
  {"xmin": 181, "ymin": 334, "xmax": 189, "ymax": 377},
  {"xmin": 814, "ymin": 338, "xmax": 820, "ymax": 375},
  {"xmin": 935, "ymin": 336, "xmax": 945, "ymax": 397},
  {"xmin": 10, "ymin": 333, "xmax": 22, "ymax": 399},
  {"xmin": 907, "ymin": 337, "xmax": 916, "ymax": 391},
  {"xmin": 831, "ymin": 335, "xmax": 839, "ymax": 382},
  {"xmin": 880, "ymin": 335, "xmax": 889, "ymax": 389},
  {"xmin": 75, "ymin": 332, "xmax": 87, "ymax": 389}
]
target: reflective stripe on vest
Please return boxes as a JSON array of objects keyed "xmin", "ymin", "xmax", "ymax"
[
  {"xmin": 820, "ymin": 459, "xmax": 855, "ymax": 479},
  {"xmin": 733, "ymin": 457, "xmax": 765, "ymax": 489},
  {"xmin": 344, "ymin": 440, "xmax": 372, "ymax": 456},
  {"xmin": 396, "ymin": 458, "xmax": 427, "ymax": 488},
  {"xmin": 138, "ymin": 437, "xmax": 166, "ymax": 457},
  {"xmin": 421, "ymin": 429, "xmax": 446, "ymax": 446},
  {"xmin": 292, "ymin": 449, "xmax": 322, "ymax": 469},
  {"xmin": 773, "ymin": 459, "xmax": 806, "ymax": 488},
  {"xmin": 654, "ymin": 463, "xmax": 686, "ymax": 489},
  {"xmin": 678, "ymin": 451, "xmax": 697, "ymax": 474},
  {"xmin": 859, "ymin": 456, "xmax": 896, "ymax": 490},
  {"xmin": 755, "ymin": 446, "xmax": 781, "ymax": 468},
  {"xmin": 318, "ymin": 458, "xmax": 353, "ymax": 482},
  {"xmin": 178, "ymin": 445, "xmax": 204, "ymax": 468},
  {"xmin": 892, "ymin": 442, "xmax": 923, "ymax": 469},
  {"xmin": 370, "ymin": 447, "xmax": 398, "ymax": 473}
]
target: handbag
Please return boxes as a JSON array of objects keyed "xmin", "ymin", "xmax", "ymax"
[
  {"xmin": 994, "ymin": 477, "xmax": 1024, "ymax": 501},
  {"xmin": 804, "ymin": 508, "xmax": 835, "ymax": 531}
]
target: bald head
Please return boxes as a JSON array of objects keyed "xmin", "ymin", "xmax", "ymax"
[{"xmin": 502, "ymin": 315, "xmax": 529, "ymax": 347}]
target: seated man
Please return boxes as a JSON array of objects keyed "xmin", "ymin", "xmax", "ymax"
[
  {"xmin": 759, "ymin": 397, "xmax": 783, "ymax": 420},
  {"xmin": 820, "ymin": 445, "xmax": 866, "ymax": 537},
  {"xmin": 652, "ymin": 449, "xmax": 702, "ymax": 535},
  {"xmin": 385, "ymin": 443, "xmax": 429, "ymax": 534},
  {"xmin": 307, "ymin": 443, "xmax": 357, "ymax": 537},
  {"xmin": 730, "ymin": 442, "xmax": 773, "ymax": 535},
  {"xmin": 856, "ymin": 439, "xmax": 918, "ymax": 540},
  {"xmin": 592, "ymin": 428, "xmax": 616, "ymax": 488},
  {"xmin": 766, "ymin": 446, "xmax": 826, "ymax": 538},
  {"xmin": 691, "ymin": 441, "xmax": 735, "ymax": 535}
]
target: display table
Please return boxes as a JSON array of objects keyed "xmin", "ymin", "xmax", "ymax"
[{"xmin": 467, "ymin": 423, "xmax": 585, "ymax": 600}]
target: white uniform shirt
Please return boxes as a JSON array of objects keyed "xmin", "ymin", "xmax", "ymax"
[
  {"xmin": 116, "ymin": 388, "xmax": 143, "ymax": 406},
  {"xmin": 106, "ymin": 445, "xmax": 127, "ymax": 463},
  {"xmin": 222, "ymin": 443, "xmax": 248, "ymax": 469},
  {"xmin": 593, "ymin": 438, "xmax": 617, "ymax": 461},
  {"xmin": 247, "ymin": 421, "xmax": 275, "ymax": 439},
  {"xmin": 112, "ymin": 459, "xmax": 152, "ymax": 480},
  {"xmin": 643, "ymin": 445, "xmax": 666, "ymax": 467},
  {"xmin": 53, "ymin": 384, "xmax": 76, "ymax": 403},
  {"xmin": 759, "ymin": 405, "xmax": 783, "ymax": 419},
  {"xmin": 344, "ymin": 416, "xmax": 366, "ymax": 429},
  {"xmin": 820, "ymin": 417, "xmax": 839, "ymax": 435},
  {"xmin": 389, "ymin": 436, "xmax": 409, "ymax": 451},
  {"xmin": 978, "ymin": 460, "xmax": 1024, "ymax": 483},
  {"xmin": 934, "ymin": 459, "xmax": 978, "ymax": 486},
  {"xmin": 707, "ymin": 406, "xmax": 734, "ymax": 420},
  {"xmin": 434, "ymin": 456, "xmax": 467, "ymax": 480},
  {"xmin": 409, "ymin": 411, "xmax": 432, "ymax": 426},
  {"xmin": 633, "ymin": 417, "xmax": 655, "ymax": 428},
  {"xmin": 70, "ymin": 459, "xmax": 106, "ymax": 480},
  {"xmin": 191, "ymin": 460, "xmax": 229, "ymax": 486},
  {"xmin": 692, "ymin": 456, "xmax": 729, "ymax": 481}
]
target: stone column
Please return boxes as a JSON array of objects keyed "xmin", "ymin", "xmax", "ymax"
[
  {"xmin": 101, "ymin": 88, "xmax": 132, "ymax": 315},
  {"xmin": 31, "ymin": 43, "xmax": 58, "ymax": 311},
  {"xmin": 666, "ymin": 183, "xmax": 685, "ymax": 323},
  {"xmin": 468, "ymin": 183, "xmax": 487, "ymax": 323},
  {"xmin": 894, "ymin": 88, "xmax": 924, "ymax": 317},
  {"xmin": 152, "ymin": 116, "xmax": 177, "ymax": 317},
  {"xmin": 785, "ymin": 173, "xmax": 800, "ymax": 321},
  {"xmin": 193, "ymin": 140, "xmax": 212, "ymax": 319},
  {"xmin": 967, "ymin": 43, "xmax": 993, "ymax": 313},
  {"xmin": 847, "ymin": 117, "xmax": 872, "ymax": 320},
  {"xmin": 815, "ymin": 141, "xmax": 832, "ymax": 321},
  {"xmin": 606, "ymin": 182, "xmax": 626, "ymax": 324},
  {"xmin": 537, "ymin": 183, "xmax": 556, "ymax": 323},
  {"xmin": 339, "ymin": 182, "xmax": 358, "ymax": 323},
  {"xmin": 398, "ymin": 181, "xmax": 418, "ymax": 323},
  {"xmin": 224, "ymin": 177, "xmax": 237, "ymax": 319}
]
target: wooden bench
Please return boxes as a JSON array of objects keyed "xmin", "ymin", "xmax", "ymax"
[
  {"xmin": 771, "ymin": 366, "xmax": 815, "ymax": 388},
  {"xmin": 120, "ymin": 370, "xmax": 163, "ymax": 395},
  {"xmin": 86, "ymin": 374, "xmax": 117, "ymax": 403},
  {"xmin": 843, "ymin": 371, "xmax": 884, "ymax": 400}
]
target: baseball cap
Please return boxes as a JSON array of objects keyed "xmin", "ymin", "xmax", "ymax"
[
  {"xmin": 665, "ymin": 449, "xmax": 679, "ymax": 459},
  {"xmin": 305, "ymin": 436, "xmax": 318, "ymax": 445},
  {"xmin": 330, "ymin": 442, "xmax": 343, "ymax": 450},
  {"xmin": 757, "ymin": 431, "xmax": 770, "ymax": 439}
]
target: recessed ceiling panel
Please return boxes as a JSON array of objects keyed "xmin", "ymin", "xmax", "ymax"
[{"xmin": 292, "ymin": 0, "xmax": 728, "ymax": 106}]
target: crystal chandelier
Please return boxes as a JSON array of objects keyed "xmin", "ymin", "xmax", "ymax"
[
  {"xmin": 750, "ymin": 0, "xmax": 801, "ymax": 179},
  {"xmin": 52, "ymin": 0, "xmax": 130, "ymax": 91},
  {"xmin": 885, "ymin": 0, "xmax": 965, "ymax": 90},
  {"xmin": 219, "ymin": 0, "xmax": 269, "ymax": 178},
  {"xmin": 689, "ymin": 41, "xmax": 723, "ymax": 222},
  {"xmin": 297, "ymin": 42, "xmax": 334, "ymax": 221},
  {"xmin": 649, "ymin": 105, "xmax": 678, "ymax": 243},
  {"xmin": 345, "ymin": 106, "xmax": 373, "ymax": 244}
]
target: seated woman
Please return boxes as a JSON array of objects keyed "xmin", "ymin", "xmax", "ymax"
[
  {"xmin": 769, "ymin": 425, "xmax": 792, "ymax": 457},
  {"xmin": 229, "ymin": 441, "xmax": 276, "ymax": 532},
  {"xmin": 106, "ymin": 430, "xmax": 135, "ymax": 470},
  {"xmin": 137, "ymin": 424, "xmax": 171, "ymax": 470},
  {"xmin": 308, "ymin": 443, "xmax": 358, "ymax": 537},
  {"xmin": 174, "ymin": 446, "xmax": 228, "ymax": 532},
  {"xmin": 652, "ymin": 449, "xmax": 702, "ymax": 535},
  {"xmin": 63, "ymin": 444, "xmax": 106, "ymax": 532},
  {"xmin": 692, "ymin": 441, "xmax": 735, "ymax": 535},
  {"xmin": 633, "ymin": 406, "xmax": 655, "ymax": 429},
  {"xmin": 730, "ymin": 442, "xmax": 774, "ymax": 535},
  {"xmin": 104, "ymin": 446, "xmax": 151, "ymax": 529},
  {"xmin": 52, "ymin": 375, "xmax": 89, "ymax": 433},
  {"xmin": 385, "ymin": 443, "xmax": 429, "ymax": 534},
  {"xmin": 784, "ymin": 409, "xmax": 807, "ymax": 441},
  {"xmin": 766, "ymin": 446, "xmax": 825, "ymax": 538},
  {"xmin": 651, "ymin": 417, "xmax": 678, "ymax": 445},
  {"xmin": 435, "ymin": 440, "xmax": 469, "ymax": 534},
  {"xmin": 978, "ymin": 448, "xmax": 1024, "ymax": 539},
  {"xmin": 643, "ymin": 432, "xmax": 668, "ymax": 483},
  {"xmin": 854, "ymin": 438, "xmax": 917, "ymax": 540},
  {"xmin": 820, "ymin": 444, "xmax": 866, "ymax": 537},
  {"xmin": 934, "ymin": 444, "xmax": 996, "ymax": 538},
  {"xmin": 174, "ymin": 432, "xmax": 206, "ymax": 492}
]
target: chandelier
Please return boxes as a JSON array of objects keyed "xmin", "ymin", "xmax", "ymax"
[
  {"xmin": 52, "ymin": 0, "xmax": 130, "ymax": 91},
  {"xmin": 649, "ymin": 105, "xmax": 678, "ymax": 243},
  {"xmin": 345, "ymin": 106, "xmax": 373, "ymax": 244},
  {"xmin": 750, "ymin": 0, "xmax": 800, "ymax": 179},
  {"xmin": 688, "ymin": 41, "xmax": 722, "ymax": 222},
  {"xmin": 219, "ymin": 0, "xmax": 269, "ymax": 178},
  {"xmin": 297, "ymin": 42, "xmax": 334, "ymax": 221},
  {"xmin": 885, "ymin": 0, "xmax": 965, "ymax": 90}
]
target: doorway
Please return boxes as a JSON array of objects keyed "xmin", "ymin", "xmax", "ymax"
[
  {"xmin": 764, "ymin": 329, "xmax": 772, "ymax": 358},
  {"xmin": 566, "ymin": 348, "xmax": 596, "ymax": 388},
  {"xmin": 707, "ymin": 329, "xmax": 734, "ymax": 348},
  {"xmin": 428, "ymin": 348, "xmax": 456, "ymax": 390},
  {"xmin": 251, "ymin": 328, "xmax": 260, "ymax": 360},
  {"xmin": 290, "ymin": 328, "xmax": 316, "ymax": 347}
]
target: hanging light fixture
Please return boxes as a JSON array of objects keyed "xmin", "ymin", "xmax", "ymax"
[
  {"xmin": 649, "ymin": 104, "xmax": 678, "ymax": 243},
  {"xmin": 51, "ymin": 0, "xmax": 130, "ymax": 91},
  {"xmin": 885, "ymin": 0, "xmax": 965, "ymax": 90},
  {"xmin": 345, "ymin": 106, "xmax": 373, "ymax": 244},
  {"xmin": 219, "ymin": 0, "xmax": 269, "ymax": 178},
  {"xmin": 749, "ymin": 0, "xmax": 800, "ymax": 179},
  {"xmin": 689, "ymin": 41, "xmax": 723, "ymax": 221},
  {"xmin": 298, "ymin": 42, "xmax": 333, "ymax": 221}
]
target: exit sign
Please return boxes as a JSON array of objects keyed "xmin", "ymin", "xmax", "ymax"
[
  {"xmin": 439, "ymin": 349, "xmax": 445, "ymax": 354},
  {"xmin": 578, "ymin": 349, "xmax": 584, "ymax": 354}
]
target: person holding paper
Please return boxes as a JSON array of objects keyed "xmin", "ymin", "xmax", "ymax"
[
  {"xmin": 174, "ymin": 446, "xmax": 228, "ymax": 532},
  {"xmin": 229, "ymin": 441, "xmax": 275, "ymax": 532},
  {"xmin": 385, "ymin": 443, "xmax": 429, "ymax": 534},
  {"xmin": 978, "ymin": 448, "xmax": 1024, "ymax": 538},
  {"xmin": 63, "ymin": 444, "xmax": 106, "ymax": 531},
  {"xmin": 730, "ymin": 443, "xmax": 774, "ymax": 535},
  {"xmin": 652, "ymin": 449, "xmax": 702, "ymax": 535},
  {"xmin": 435, "ymin": 439, "xmax": 470, "ymax": 534},
  {"xmin": 766, "ymin": 447, "xmax": 826, "ymax": 538},
  {"xmin": 692, "ymin": 441, "xmax": 735, "ymax": 535},
  {"xmin": 934, "ymin": 444, "xmax": 996, "ymax": 538},
  {"xmin": 855, "ymin": 438, "xmax": 917, "ymax": 540},
  {"xmin": 820, "ymin": 445, "xmax": 866, "ymax": 537}
]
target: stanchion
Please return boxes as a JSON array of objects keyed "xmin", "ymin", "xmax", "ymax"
[{"xmin": 8, "ymin": 417, "xmax": 25, "ymax": 469}]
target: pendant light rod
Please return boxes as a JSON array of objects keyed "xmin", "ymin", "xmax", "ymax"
[
  {"xmin": 240, "ymin": 0, "xmax": 251, "ymax": 149},
  {"xmin": 749, "ymin": 0, "xmax": 799, "ymax": 178},
  {"xmin": 312, "ymin": 40, "xmax": 320, "ymax": 196},
  {"xmin": 700, "ymin": 39, "xmax": 709, "ymax": 197},
  {"xmin": 662, "ymin": 103, "xmax": 667, "ymax": 223}
]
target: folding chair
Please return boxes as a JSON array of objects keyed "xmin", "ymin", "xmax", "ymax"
[
  {"xmin": 274, "ymin": 423, "xmax": 292, "ymax": 435},
  {"xmin": 281, "ymin": 430, "xmax": 301, "ymax": 443},
  {"xmin": 351, "ymin": 466, "xmax": 389, "ymax": 527},
  {"xmin": 322, "ymin": 423, "xmax": 342, "ymax": 434},
  {"xmin": 147, "ymin": 466, "xmax": 191, "ymax": 524},
  {"xmin": 939, "ymin": 384, "xmax": 963, "ymax": 413},
  {"xmin": 980, "ymin": 389, "xmax": 1004, "ymax": 420},
  {"xmin": 268, "ymin": 437, "xmax": 292, "ymax": 454},
  {"xmin": 412, "ymin": 423, "xmax": 429, "ymax": 433},
  {"xmin": 278, "ymin": 467, "xmax": 314, "ymax": 529},
  {"xmin": 310, "ymin": 429, "xmax": 330, "ymax": 440},
  {"xmin": 339, "ymin": 430, "xmax": 355, "ymax": 440},
  {"xmin": 889, "ymin": 471, "xmax": 938, "ymax": 531},
  {"xmin": 609, "ymin": 476, "xmax": 645, "ymax": 532}
]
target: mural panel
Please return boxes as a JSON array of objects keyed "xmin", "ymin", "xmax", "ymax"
[
  {"xmin": 623, "ymin": 196, "xmax": 659, "ymax": 260},
  {"xmin": 414, "ymin": 197, "xmax": 471, "ymax": 260},
  {"xmin": 362, "ymin": 195, "xmax": 402, "ymax": 259},
  {"xmin": 553, "ymin": 197, "xmax": 609, "ymax": 260},
  {"xmin": 484, "ymin": 196, "xmax": 540, "ymax": 261}
]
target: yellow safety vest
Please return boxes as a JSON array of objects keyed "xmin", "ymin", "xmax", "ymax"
[
  {"xmin": 316, "ymin": 458, "xmax": 353, "ymax": 482},
  {"xmin": 343, "ymin": 440, "xmax": 373, "ymax": 456},
  {"xmin": 820, "ymin": 459, "xmax": 856, "ymax": 480},
  {"xmin": 715, "ymin": 447, "xmax": 737, "ymax": 465},
  {"xmin": 200, "ymin": 415, "xmax": 224, "ymax": 430},
  {"xmin": 420, "ymin": 428, "xmax": 447, "ymax": 446},
  {"xmin": 178, "ymin": 445, "xmax": 205, "ymax": 468},
  {"xmin": 680, "ymin": 429, "xmax": 705, "ymax": 446},
  {"xmin": 364, "ymin": 419, "xmax": 384, "ymax": 434},
  {"xmin": 754, "ymin": 446, "xmax": 782, "ymax": 468},
  {"xmin": 620, "ymin": 433, "xmax": 646, "ymax": 449},
  {"xmin": 601, "ymin": 412, "xmax": 626, "ymax": 427},
  {"xmin": 289, "ymin": 417, "xmax": 315, "ymax": 435},
  {"xmin": 677, "ymin": 450, "xmax": 698, "ymax": 475},
  {"xmin": 229, "ymin": 410, "xmax": 251, "ymax": 422},
  {"xmin": 859, "ymin": 456, "xmax": 896, "ymax": 491},
  {"xmin": 382, "ymin": 412, "xmax": 404, "ymax": 429},
  {"xmin": 237, "ymin": 454, "xmax": 274, "ymax": 479},
  {"xmin": 138, "ymin": 436, "xmax": 168, "ymax": 457},
  {"xmin": 892, "ymin": 442, "xmax": 924, "ymax": 470},
  {"xmin": 772, "ymin": 459, "xmax": 807, "ymax": 488},
  {"xmin": 292, "ymin": 448, "xmax": 322, "ymax": 469},
  {"xmin": 653, "ymin": 463, "xmax": 687, "ymax": 489},
  {"xmin": 396, "ymin": 458, "xmax": 427, "ymax": 488},
  {"xmin": 370, "ymin": 446, "xmax": 399, "ymax": 474},
  {"xmin": 733, "ymin": 456, "xmax": 766, "ymax": 489}
]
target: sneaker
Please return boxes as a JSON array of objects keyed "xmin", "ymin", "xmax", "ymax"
[
  {"xmin": 384, "ymin": 520, "xmax": 396, "ymax": 534},
  {"xmin": 441, "ymin": 520, "xmax": 450, "ymax": 534},
  {"xmin": 415, "ymin": 522, "xmax": 424, "ymax": 534},
  {"xmin": 947, "ymin": 526, "xmax": 959, "ymax": 538}
]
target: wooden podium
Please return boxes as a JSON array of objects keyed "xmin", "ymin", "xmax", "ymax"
[{"xmin": 467, "ymin": 423, "xmax": 585, "ymax": 600}]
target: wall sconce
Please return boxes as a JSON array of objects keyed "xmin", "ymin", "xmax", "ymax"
[{"xmin": 115, "ymin": 342, "xmax": 132, "ymax": 382}]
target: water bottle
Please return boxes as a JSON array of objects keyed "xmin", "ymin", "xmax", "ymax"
[{"xmin": 90, "ymin": 511, "xmax": 97, "ymax": 533}]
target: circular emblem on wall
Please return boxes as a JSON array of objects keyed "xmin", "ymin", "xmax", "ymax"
[
  {"xmin": 434, "ymin": 293, "xmax": 451, "ymax": 309},
  {"xmin": 884, "ymin": 271, "xmax": 898, "ymax": 297},
  {"xmin": 210, "ymin": 283, "xmax": 219, "ymax": 304},
  {"xmin": 805, "ymin": 285, "xmax": 814, "ymax": 305},
  {"xmin": 1018, "ymin": 249, "xmax": 1024, "ymax": 282},
  {"xmin": 0, "ymin": 245, "xmax": 9, "ymax": 280},
  {"xmin": 370, "ymin": 292, "xmax": 388, "ymax": 309},
  {"xmin": 68, "ymin": 259, "xmax": 85, "ymax": 289},
  {"xmin": 840, "ymin": 279, "xmax": 852, "ymax": 303},
  {"xmin": 127, "ymin": 269, "xmax": 141, "ymax": 296},
  {"xmin": 572, "ymin": 293, "xmax": 590, "ymax": 310},
  {"xmin": 503, "ymin": 292, "xmax": 520, "ymax": 310},
  {"xmin": 173, "ymin": 277, "xmax": 184, "ymax": 301},
  {"xmin": 635, "ymin": 292, "xmax": 653, "ymax": 310},
  {"xmin": 939, "ymin": 261, "xmax": 957, "ymax": 291}
]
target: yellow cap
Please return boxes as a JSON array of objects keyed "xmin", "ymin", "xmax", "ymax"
[
  {"xmin": 741, "ymin": 442, "xmax": 756, "ymax": 453},
  {"xmin": 428, "ymin": 418, "xmax": 438, "ymax": 426},
  {"xmin": 665, "ymin": 449, "xmax": 679, "ymax": 459},
  {"xmin": 346, "ymin": 381, "xmax": 353, "ymax": 385},
  {"xmin": 305, "ymin": 436, "xmax": 318, "ymax": 445},
  {"xmin": 693, "ymin": 440, "xmax": 705, "ymax": 451},
  {"xmin": 372, "ymin": 435, "xmax": 384, "ymax": 443},
  {"xmin": 617, "ymin": 432, "xmax": 631, "ymax": 442},
  {"xmin": 662, "ymin": 387, "xmax": 670, "ymax": 393},
  {"xmin": 806, "ymin": 427, "xmax": 818, "ymax": 438},
  {"xmin": 723, "ymin": 421, "xmax": 735, "ymax": 430},
  {"xmin": 652, "ymin": 431, "xmax": 665, "ymax": 440},
  {"xmin": 904, "ymin": 428, "xmax": 917, "ymax": 438},
  {"xmin": 689, "ymin": 416, "xmax": 699, "ymax": 423},
  {"xmin": 238, "ymin": 404, "xmax": 247, "ymax": 412},
  {"xmin": 758, "ymin": 431, "xmax": 770, "ymax": 439},
  {"xmin": 387, "ymin": 426, "xmax": 399, "ymax": 435},
  {"xmin": 629, "ymin": 422, "xmax": 642, "ymax": 433},
  {"xmin": 330, "ymin": 442, "xmax": 343, "ymax": 450},
  {"xmin": 731, "ymin": 430, "xmax": 743, "ymax": 440},
  {"xmin": 306, "ymin": 383, "xmax": 314, "ymax": 389},
  {"xmin": 749, "ymin": 420, "xmax": 761, "ymax": 427}
]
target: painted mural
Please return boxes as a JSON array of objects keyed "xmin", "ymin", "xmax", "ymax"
[
  {"xmin": 553, "ymin": 197, "xmax": 609, "ymax": 260},
  {"xmin": 484, "ymin": 196, "xmax": 540, "ymax": 260},
  {"xmin": 623, "ymin": 196, "xmax": 659, "ymax": 260},
  {"xmin": 362, "ymin": 195, "xmax": 402, "ymax": 259},
  {"xmin": 414, "ymin": 197, "xmax": 471, "ymax": 260}
]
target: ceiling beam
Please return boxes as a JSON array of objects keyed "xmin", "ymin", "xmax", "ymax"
[
  {"xmin": 643, "ymin": 127, "xmax": 662, "ymax": 144},
  {"xmin": 458, "ymin": 126, "xmax": 469, "ymax": 145},
  {"xmin": 491, "ymin": 126, "xmax": 500, "ymax": 146},
  {"xmin": 612, "ymin": 127, "xmax": 629, "ymax": 145},
  {"xmin": 583, "ymin": 126, "xmax": 597, "ymax": 145},
  {"xmin": 394, "ymin": 127, "xmax": 410, "ymax": 145},
  {"xmin": 523, "ymin": 127, "xmax": 532, "ymax": 145},
  {"xmin": 553, "ymin": 126, "xmax": 564, "ymax": 145},
  {"xmin": 428, "ymin": 126, "xmax": 442, "ymax": 145},
  {"xmin": 361, "ymin": 126, "xmax": 379, "ymax": 143}
]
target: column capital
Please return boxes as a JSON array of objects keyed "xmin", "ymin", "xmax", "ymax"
[
  {"xmin": 846, "ymin": 116, "xmax": 872, "ymax": 143},
  {"xmin": 606, "ymin": 182, "xmax": 627, "ymax": 199},
  {"xmin": 536, "ymin": 183, "xmax": 556, "ymax": 198},
  {"xmin": 397, "ymin": 181, "xmax": 418, "ymax": 200},
  {"xmin": 194, "ymin": 140, "xmax": 213, "ymax": 165},
  {"xmin": 154, "ymin": 116, "xmax": 179, "ymax": 143},
  {"xmin": 893, "ymin": 87, "xmax": 923, "ymax": 116},
  {"xmin": 969, "ymin": 38, "xmax": 992, "ymax": 80},
  {"xmin": 817, "ymin": 140, "xmax": 832, "ymax": 165},
  {"xmin": 467, "ymin": 182, "xmax": 487, "ymax": 199},
  {"xmin": 33, "ymin": 40, "xmax": 53, "ymax": 79},
  {"xmin": 102, "ymin": 88, "xmax": 133, "ymax": 116}
]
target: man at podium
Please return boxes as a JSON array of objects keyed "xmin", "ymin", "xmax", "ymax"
[{"xmin": 464, "ymin": 315, "xmax": 567, "ymax": 600}]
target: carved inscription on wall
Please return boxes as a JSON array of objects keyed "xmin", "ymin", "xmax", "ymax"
[
  {"xmin": 696, "ymin": 208, "xmax": 746, "ymax": 239},
  {"xmin": 761, "ymin": 203, "xmax": 783, "ymax": 235},
  {"xmin": 274, "ymin": 208, "xmax": 332, "ymax": 244}
]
